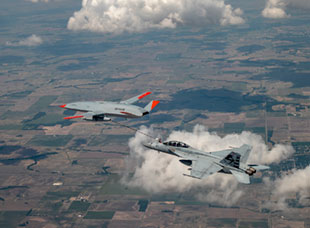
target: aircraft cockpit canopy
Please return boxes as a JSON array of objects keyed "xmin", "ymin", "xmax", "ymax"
[{"xmin": 163, "ymin": 141, "xmax": 190, "ymax": 148}]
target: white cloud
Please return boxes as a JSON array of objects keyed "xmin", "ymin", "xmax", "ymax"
[
  {"xmin": 166, "ymin": 125, "xmax": 294, "ymax": 165},
  {"xmin": 262, "ymin": 0, "xmax": 310, "ymax": 19},
  {"xmin": 6, "ymin": 34, "xmax": 43, "ymax": 47},
  {"xmin": 67, "ymin": 0, "xmax": 244, "ymax": 34},
  {"xmin": 264, "ymin": 166, "xmax": 310, "ymax": 210},
  {"xmin": 121, "ymin": 125, "xmax": 294, "ymax": 206}
]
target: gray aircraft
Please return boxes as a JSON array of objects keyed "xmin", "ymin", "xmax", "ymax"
[
  {"xmin": 60, "ymin": 92, "xmax": 159, "ymax": 121},
  {"xmin": 143, "ymin": 140, "xmax": 269, "ymax": 184}
]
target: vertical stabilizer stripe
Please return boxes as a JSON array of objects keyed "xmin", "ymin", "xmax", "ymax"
[{"xmin": 151, "ymin": 100, "xmax": 160, "ymax": 110}]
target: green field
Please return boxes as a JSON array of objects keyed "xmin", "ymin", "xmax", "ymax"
[
  {"xmin": 224, "ymin": 82, "xmax": 247, "ymax": 92},
  {"xmin": 26, "ymin": 96, "xmax": 58, "ymax": 112},
  {"xmin": 223, "ymin": 122, "xmax": 246, "ymax": 133},
  {"xmin": 138, "ymin": 199, "xmax": 149, "ymax": 212},
  {"xmin": 43, "ymin": 201, "xmax": 63, "ymax": 214},
  {"xmin": 100, "ymin": 174, "xmax": 148, "ymax": 195},
  {"xmin": 42, "ymin": 191, "xmax": 80, "ymax": 201},
  {"xmin": 84, "ymin": 211, "xmax": 115, "ymax": 219},
  {"xmin": 238, "ymin": 220, "xmax": 268, "ymax": 228},
  {"xmin": 68, "ymin": 201, "xmax": 91, "ymax": 212},
  {"xmin": 0, "ymin": 211, "xmax": 28, "ymax": 228},
  {"xmin": 22, "ymin": 113, "xmax": 71, "ymax": 129},
  {"xmin": 27, "ymin": 135, "xmax": 73, "ymax": 147},
  {"xmin": 88, "ymin": 134, "xmax": 131, "ymax": 146},
  {"xmin": 207, "ymin": 218, "xmax": 237, "ymax": 227}
]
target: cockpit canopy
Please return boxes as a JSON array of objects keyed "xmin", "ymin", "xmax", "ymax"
[{"xmin": 163, "ymin": 141, "xmax": 190, "ymax": 148}]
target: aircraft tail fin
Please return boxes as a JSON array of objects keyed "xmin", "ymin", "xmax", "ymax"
[
  {"xmin": 237, "ymin": 144, "xmax": 252, "ymax": 163},
  {"xmin": 143, "ymin": 100, "xmax": 160, "ymax": 115},
  {"xmin": 120, "ymin": 92, "xmax": 151, "ymax": 104},
  {"xmin": 218, "ymin": 144, "xmax": 252, "ymax": 168},
  {"xmin": 220, "ymin": 152, "xmax": 241, "ymax": 168}
]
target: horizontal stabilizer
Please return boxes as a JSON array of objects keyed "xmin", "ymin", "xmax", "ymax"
[
  {"xmin": 143, "ymin": 100, "xmax": 160, "ymax": 113},
  {"xmin": 230, "ymin": 170, "xmax": 250, "ymax": 184},
  {"xmin": 248, "ymin": 164, "xmax": 270, "ymax": 170},
  {"xmin": 120, "ymin": 92, "xmax": 151, "ymax": 104}
]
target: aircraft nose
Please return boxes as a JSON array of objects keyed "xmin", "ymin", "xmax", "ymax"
[{"xmin": 63, "ymin": 103, "xmax": 78, "ymax": 109}]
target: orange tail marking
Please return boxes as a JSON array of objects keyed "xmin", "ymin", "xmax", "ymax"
[
  {"xmin": 151, "ymin": 100, "xmax": 160, "ymax": 110},
  {"xmin": 59, "ymin": 104, "xmax": 67, "ymax": 108},
  {"xmin": 64, "ymin": 115, "xmax": 84, "ymax": 120},
  {"xmin": 138, "ymin": 92, "xmax": 151, "ymax": 99}
]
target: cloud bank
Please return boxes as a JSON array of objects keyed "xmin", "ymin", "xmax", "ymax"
[
  {"xmin": 121, "ymin": 125, "xmax": 294, "ymax": 206},
  {"xmin": 265, "ymin": 166, "xmax": 310, "ymax": 210},
  {"xmin": 6, "ymin": 34, "xmax": 43, "ymax": 47},
  {"xmin": 262, "ymin": 0, "xmax": 310, "ymax": 19},
  {"xmin": 67, "ymin": 0, "xmax": 244, "ymax": 34}
]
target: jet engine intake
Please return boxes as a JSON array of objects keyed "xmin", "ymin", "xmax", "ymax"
[
  {"xmin": 179, "ymin": 159, "xmax": 192, "ymax": 166},
  {"xmin": 92, "ymin": 116, "xmax": 111, "ymax": 121},
  {"xmin": 245, "ymin": 167, "xmax": 256, "ymax": 176}
]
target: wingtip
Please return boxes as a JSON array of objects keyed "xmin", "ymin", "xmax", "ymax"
[
  {"xmin": 59, "ymin": 104, "xmax": 66, "ymax": 108},
  {"xmin": 138, "ymin": 91, "xmax": 152, "ymax": 100},
  {"xmin": 64, "ymin": 115, "xmax": 84, "ymax": 120}
]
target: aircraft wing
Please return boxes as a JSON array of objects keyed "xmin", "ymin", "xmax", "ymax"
[
  {"xmin": 120, "ymin": 92, "xmax": 151, "ymax": 104},
  {"xmin": 189, "ymin": 159, "xmax": 222, "ymax": 179},
  {"xmin": 64, "ymin": 111, "xmax": 108, "ymax": 120}
]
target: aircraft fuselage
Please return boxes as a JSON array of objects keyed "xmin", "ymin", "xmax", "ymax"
[
  {"xmin": 143, "ymin": 141, "xmax": 256, "ymax": 176},
  {"xmin": 63, "ymin": 101, "xmax": 147, "ymax": 119}
]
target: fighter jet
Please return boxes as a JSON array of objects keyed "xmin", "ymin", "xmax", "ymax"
[
  {"xmin": 143, "ymin": 140, "xmax": 269, "ymax": 184},
  {"xmin": 59, "ymin": 92, "xmax": 159, "ymax": 121}
]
